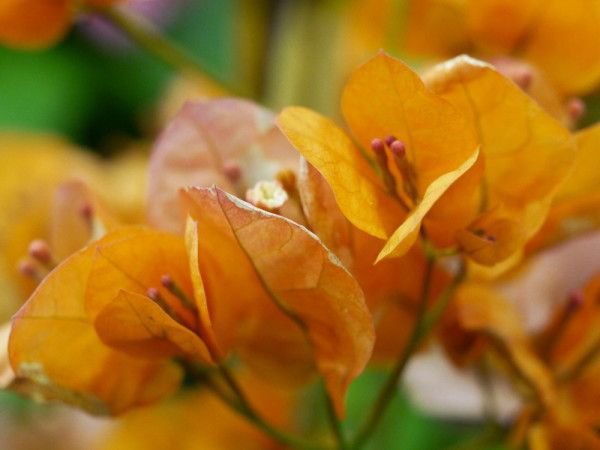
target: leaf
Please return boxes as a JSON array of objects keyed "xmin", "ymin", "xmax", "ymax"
[
  {"xmin": 8, "ymin": 230, "xmax": 182, "ymax": 414},
  {"xmin": 181, "ymin": 186, "xmax": 374, "ymax": 416},
  {"xmin": 148, "ymin": 98, "xmax": 298, "ymax": 232}
]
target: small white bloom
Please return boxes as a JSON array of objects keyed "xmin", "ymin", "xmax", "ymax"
[{"xmin": 245, "ymin": 180, "xmax": 289, "ymax": 211}]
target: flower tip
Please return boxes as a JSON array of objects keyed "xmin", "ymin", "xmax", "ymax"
[
  {"xmin": 390, "ymin": 140, "xmax": 406, "ymax": 158},
  {"xmin": 567, "ymin": 98, "xmax": 586, "ymax": 121},
  {"xmin": 17, "ymin": 259, "xmax": 37, "ymax": 278},
  {"xmin": 147, "ymin": 287, "xmax": 161, "ymax": 301},
  {"xmin": 222, "ymin": 161, "xmax": 242, "ymax": 182},
  {"xmin": 370, "ymin": 138, "xmax": 385, "ymax": 155},
  {"xmin": 567, "ymin": 290, "xmax": 584, "ymax": 310},
  {"xmin": 160, "ymin": 274, "xmax": 174, "ymax": 289},
  {"xmin": 28, "ymin": 239, "xmax": 52, "ymax": 264},
  {"xmin": 79, "ymin": 203, "xmax": 94, "ymax": 222},
  {"xmin": 513, "ymin": 68, "xmax": 533, "ymax": 90},
  {"xmin": 384, "ymin": 135, "xmax": 397, "ymax": 147}
]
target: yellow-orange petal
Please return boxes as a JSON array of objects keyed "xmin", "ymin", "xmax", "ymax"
[
  {"xmin": 405, "ymin": 0, "xmax": 470, "ymax": 57},
  {"xmin": 468, "ymin": 0, "xmax": 600, "ymax": 95},
  {"xmin": 8, "ymin": 234, "xmax": 182, "ymax": 414},
  {"xmin": 297, "ymin": 159, "xmax": 354, "ymax": 267},
  {"xmin": 84, "ymin": 227, "xmax": 194, "ymax": 329},
  {"xmin": 451, "ymin": 283, "xmax": 556, "ymax": 408},
  {"xmin": 377, "ymin": 147, "xmax": 480, "ymax": 261},
  {"xmin": 278, "ymin": 106, "xmax": 406, "ymax": 239},
  {"xmin": 425, "ymin": 56, "xmax": 574, "ymax": 262},
  {"xmin": 182, "ymin": 186, "xmax": 375, "ymax": 417},
  {"xmin": 95, "ymin": 290, "xmax": 212, "ymax": 363},
  {"xmin": 425, "ymin": 55, "xmax": 574, "ymax": 207},
  {"xmin": 341, "ymin": 51, "xmax": 479, "ymax": 194},
  {"xmin": 0, "ymin": 0, "xmax": 71, "ymax": 49},
  {"xmin": 528, "ymin": 123, "xmax": 600, "ymax": 251}
]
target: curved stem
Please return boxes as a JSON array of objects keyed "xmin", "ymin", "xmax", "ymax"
[
  {"xmin": 351, "ymin": 254, "xmax": 436, "ymax": 449},
  {"xmin": 206, "ymin": 376, "xmax": 322, "ymax": 450},
  {"xmin": 88, "ymin": 6, "xmax": 237, "ymax": 94},
  {"xmin": 352, "ymin": 257, "xmax": 466, "ymax": 449},
  {"xmin": 202, "ymin": 365, "xmax": 324, "ymax": 450},
  {"xmin": 325, "ymin": 387, "xmax": 349, "ymax": 450}
]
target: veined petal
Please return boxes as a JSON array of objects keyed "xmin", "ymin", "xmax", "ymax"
[
  {"xmin": 8, "ymin": 232, "xmax": 182, "ymax": 414},
  {"xmin": 95, "ymin": 290, "xmax": 211, "ymax": 363},
  {"xmin": 278, "ymin": 106, "xmax": 405, "ymax": 239},
  {"xmin": 148, "ymin": 99, "xmax": 298, "ymax": 232},
  {"xmin": 181, "ymin": 187, "xmax": 374, "ymax": 417},
  {"xmin": 341, "ymin": 51, "xmax": 479, "ymax": 193}
]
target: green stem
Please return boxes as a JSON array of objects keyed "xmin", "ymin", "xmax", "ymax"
[
  {"xmin": 351, "ymin": 254, "xmax": 436, "ymax": 450},
  {"xmin": 351, "ymin": 257, "xmax": 466, "ymax": 450},
  {"xmin": 205, "ymin": 376, "xmax": 322, "ymax": 450},
  {"xmin": 203, "ymin": 367, "xmax": 324, "ymax": 450},
  {"xmin": 89, "ymin": 6, "xmax": 236, "ymax": 94},
  {"xmin": 325, "ymin": 387, "xmax": 349, "ymax": 450}
]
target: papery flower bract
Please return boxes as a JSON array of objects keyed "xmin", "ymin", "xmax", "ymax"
[
  {"xmin": 0, "ymin": 134, "xmax": 148, "ymax": 321},
  {"xmin": 298, "ymin": 160, "xmax": 449, "ymax": 361},
  {"xmin": 528, "ymin": 123, "xmax": 600, "ymax": 252},
  {"xmin": 440, "ymin": 283, "xmax": 557, "ymax": 413},
  {"xmin": 181, "ymin": 186, "xmax": 374, "ymax": 416},
  {"xmin": 279, "ymin": 52, "xmax": 480, "ymax": 262},
  {"xmin": 8, "ymin": 228, "xmax": 184, "ymax": 414},
  {"xmin": 520, "ymin": 273, "xmax": 600, "ymax": 449},
  {"xmin": 148, "ymin": 98, "xmax": 298, "ymax": 232},
  {"xmin": 421, "ymin": 55, "xmax": 574, "ymax": 268},
  {"xmin": 279, "ymin": 52, "xmax": 573, "ymax": 267},
  {"xmin": 10, "ymin": 188, "xmax": 374, "ymax": 417}
]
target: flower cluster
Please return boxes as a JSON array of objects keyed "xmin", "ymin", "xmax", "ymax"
[{"xmin": 1, "ymin": 1, "xmax": 600, "ymax": 450}]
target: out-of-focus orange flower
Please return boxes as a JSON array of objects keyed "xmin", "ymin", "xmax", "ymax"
[
  {"xmin": 405, "ymin": 0, "xmax": 600, "ymax": 96},
  {"xmin": 97, "ymin": 374, "xmax": 292, "ymax": 450},
  {"xmin": 441, "ymin": 283, "xmax": 557, "ymax": 408},
  {"xmin": 0, "ymin": 134, "xmax": 147, "ymax": 321},
  {"xmin": 279, "ymin": 53, "xmax": 573, "ymax": 268},
  {"xmin": 148, "ymin": 99, "xmax": 298, "ymax": 233},
  {"xmin": 528, "ymin": 123, "xmax": 600, "ymax": 252},
  {"xmin": 0, "ymin": 134, "xmax": 100, "ymax": 319},
  {"xmin": 518, "ymin": 273, "xmax": 600, "ymax": 449},
  {"xmin": 0, "ymin": 0, "xmax": 121, "ymax": 49}
]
